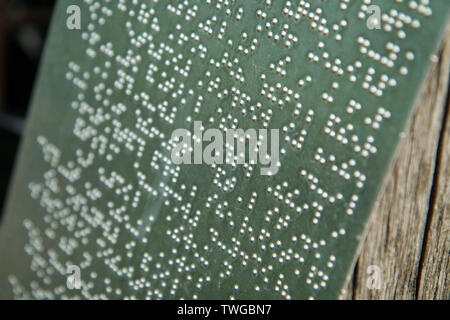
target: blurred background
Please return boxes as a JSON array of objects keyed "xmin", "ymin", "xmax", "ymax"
[{"xmin": 0, "ymin": 0, "xmax": 55, "ymax": 215}]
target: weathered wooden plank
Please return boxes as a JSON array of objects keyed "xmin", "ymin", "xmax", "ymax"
[
  {"xmin": 417, "ymin": 92, "xmax": 450, "ymax": 300},
  {"xmin": 343, "ymin": 24, "xmax": 450, "ymax": 300}
]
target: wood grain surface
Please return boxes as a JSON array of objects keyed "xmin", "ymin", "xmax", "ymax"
[{"xmin": 342, "ymin": 23, "xmax": 450, "ymax": 300}]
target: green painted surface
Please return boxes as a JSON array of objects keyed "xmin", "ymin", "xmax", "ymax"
[{"xmin": 0, "ymin": 0, "xmax": 448, "ymax": 299}]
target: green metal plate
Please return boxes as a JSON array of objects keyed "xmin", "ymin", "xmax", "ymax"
[{"xmin": 0, "ymin": 0, "xmax": 448, "ymax": 299}]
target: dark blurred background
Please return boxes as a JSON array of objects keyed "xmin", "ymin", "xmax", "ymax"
[{"xmin": 0, "ymin": 0, "xmax": 56, "ymax": 215}]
